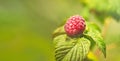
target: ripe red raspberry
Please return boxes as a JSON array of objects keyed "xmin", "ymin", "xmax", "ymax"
[{"xmin": 64, "ymin": 15, "xmax": 86, "ymax": 36}]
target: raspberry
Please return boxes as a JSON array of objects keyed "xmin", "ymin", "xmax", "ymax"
[{"xmin": 64, "ymin": 15, "xmax": 86, "ymax": 36}]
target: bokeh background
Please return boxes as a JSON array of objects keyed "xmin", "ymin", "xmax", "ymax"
[{"xmin": 0, "ymin": 0, "xmax": 120, "ymax": 61}]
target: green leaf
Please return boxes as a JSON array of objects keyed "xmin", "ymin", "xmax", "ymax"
[
  {"xmin": 52, "ymin": 26, "xmax": 65, "ymax": 38},
  {"xmin": 85, "ymin": 22, "xmax": 101, "ymax": 32},
  {"xmin": 85, "ymin": 23, "xmax": 106, "ymax": 58},
  {"xmin": 53, "ymin": 34, "xmax": 91, "ymax": 61}
]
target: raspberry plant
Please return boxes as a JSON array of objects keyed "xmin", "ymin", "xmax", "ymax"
[{"xmin": 52, "ymin": 15, "xmax": 106, "ymax": 61}]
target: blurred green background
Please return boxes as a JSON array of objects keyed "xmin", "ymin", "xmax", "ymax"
[{"xmin": 0, "ymin": 0, "xmax": 120, "ymax": 61}]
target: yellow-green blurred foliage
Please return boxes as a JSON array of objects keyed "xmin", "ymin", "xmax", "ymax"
[{"xmin": 0, "ymin": 0, "xmax": 120, "ymax": 61}]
